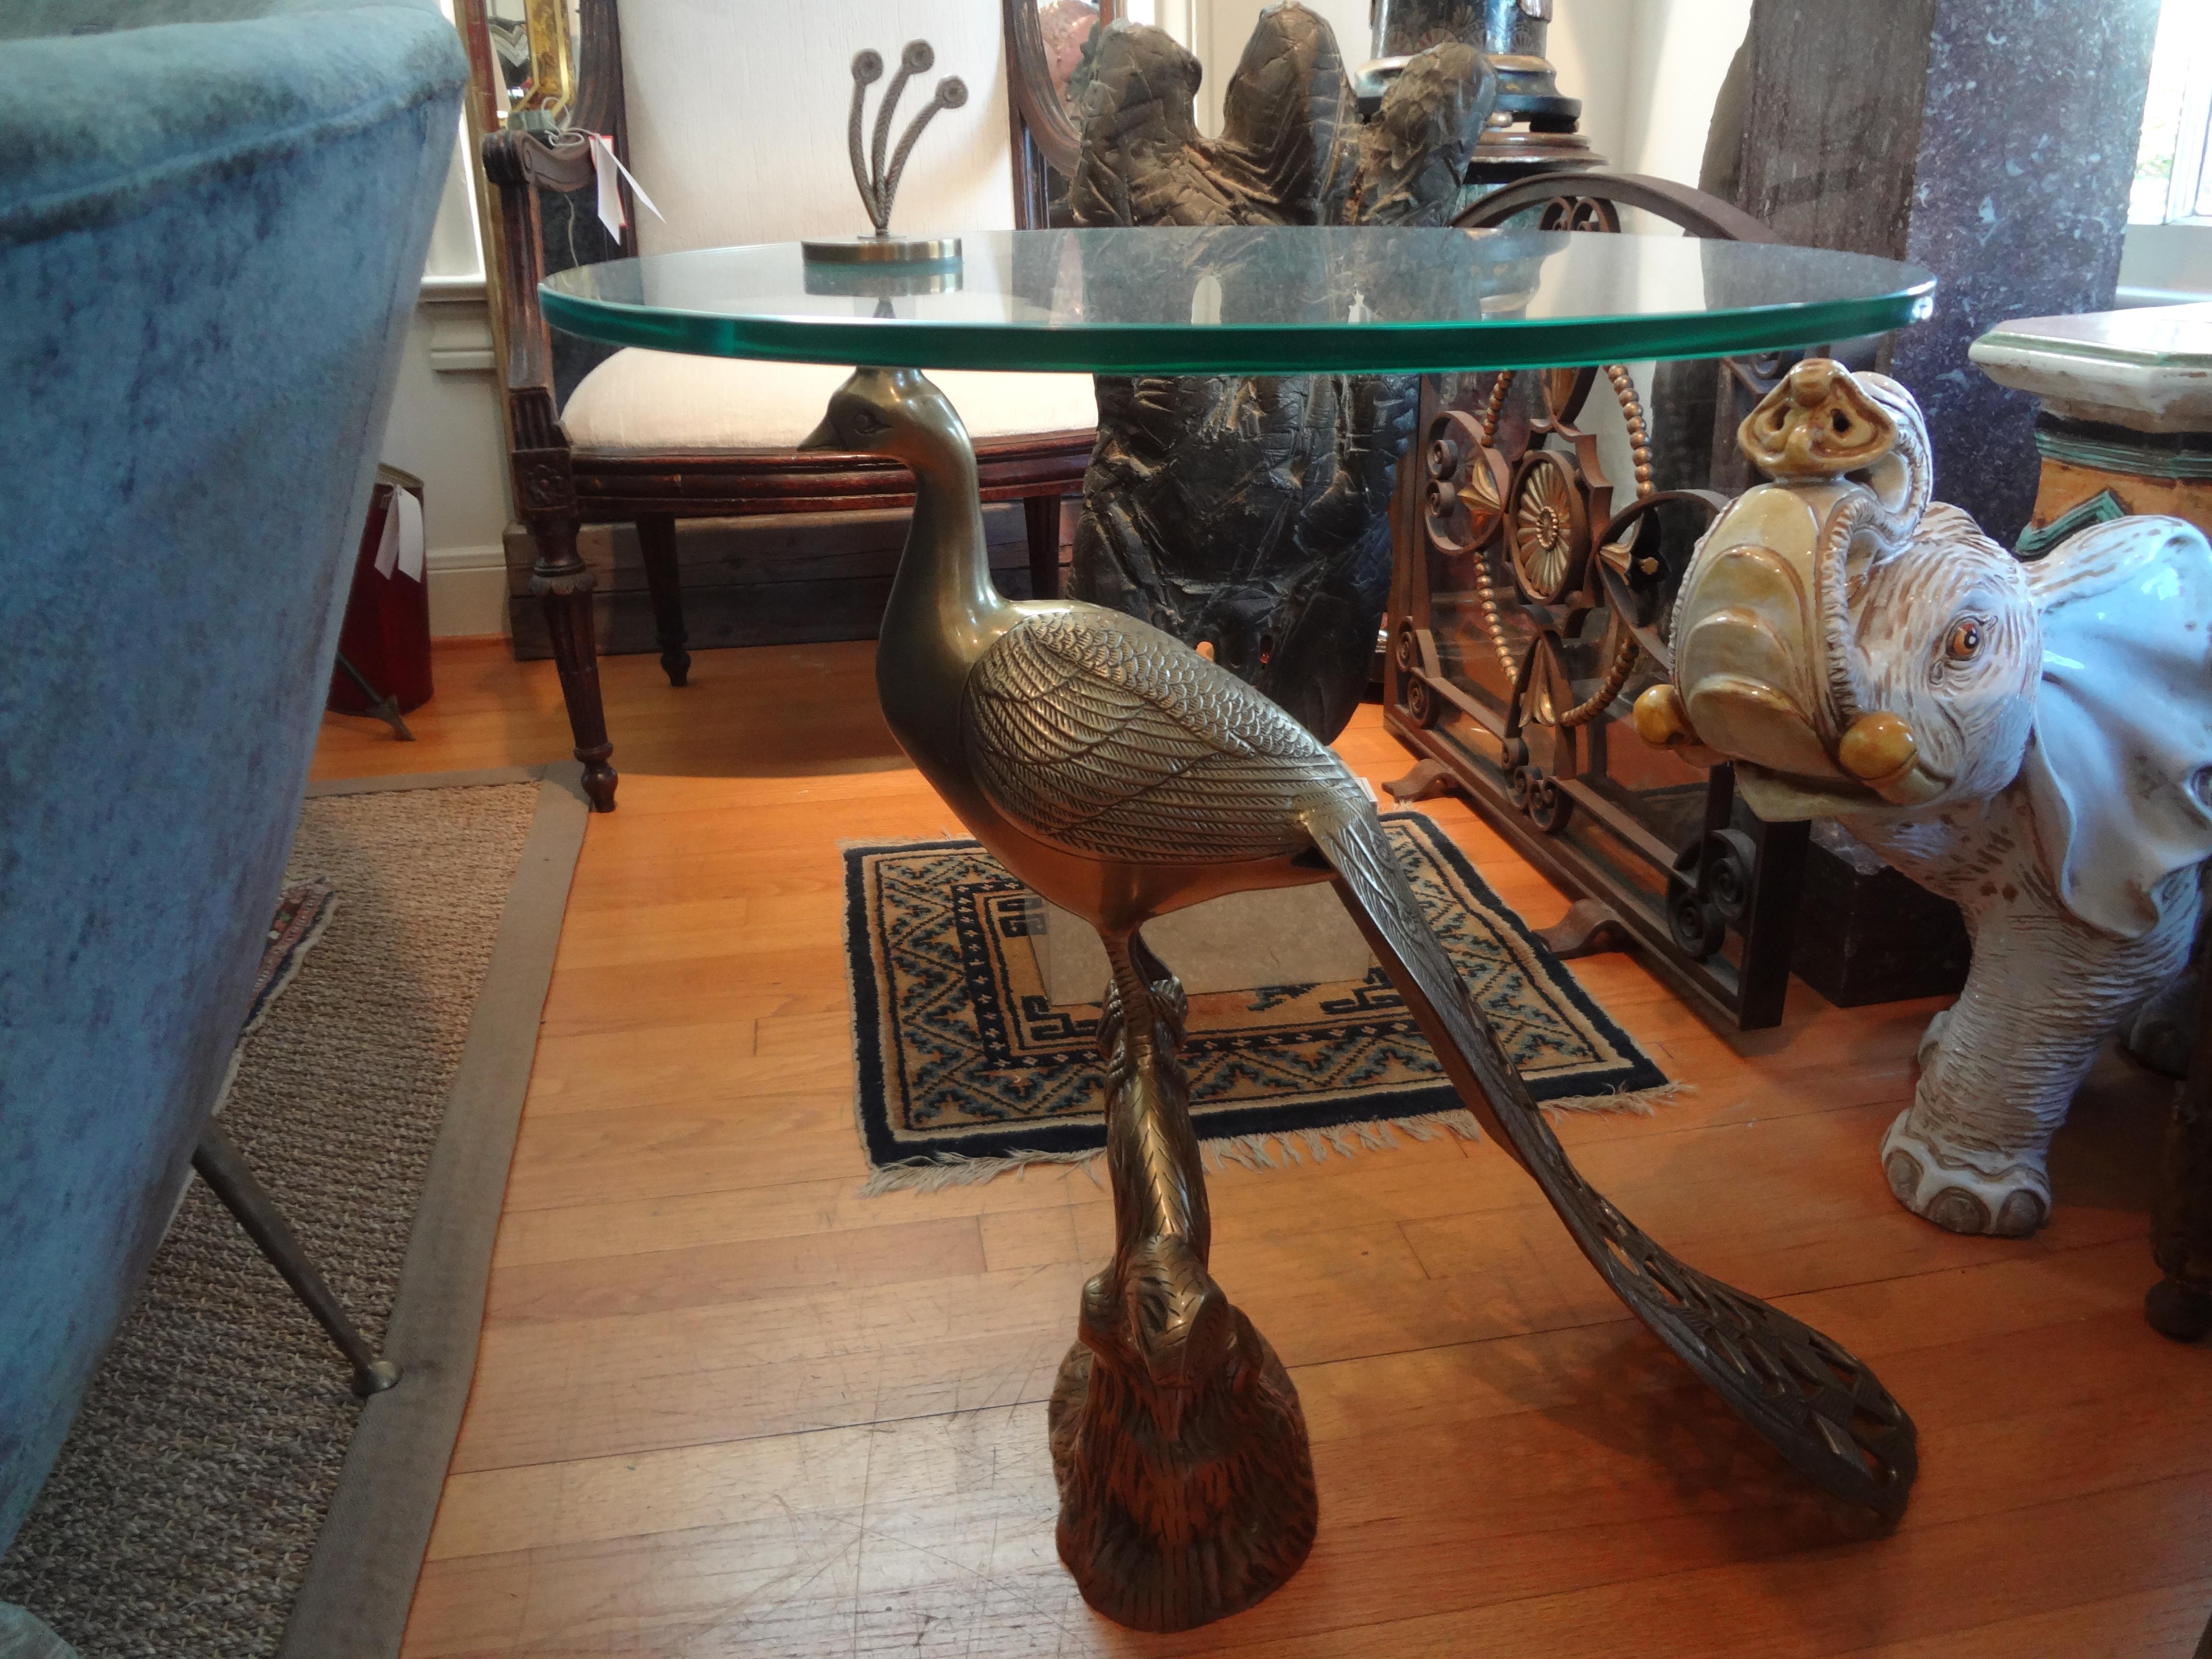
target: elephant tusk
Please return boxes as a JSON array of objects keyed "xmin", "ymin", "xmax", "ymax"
[
  {"xmin": 1632, "ymin": 685, "xmax": 1726, "ymax": 768},
  {"xmin": 1837, "ymin": 711, "xmax": 1946, "ymax": 805}
]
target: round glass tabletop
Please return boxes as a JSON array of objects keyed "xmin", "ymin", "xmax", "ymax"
[{"xmin": 541, "ymin": 227, "xmax": 1935, "ymax": 376}]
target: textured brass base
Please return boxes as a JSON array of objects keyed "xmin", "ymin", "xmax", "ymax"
[
  {"xmin": 1046, "ymin": 953, "xmax": 1317, "ymax": 1632},
  {"xmin": 1048, "ymin": 1328, "xmax": 1315, "ymax": 1632}
]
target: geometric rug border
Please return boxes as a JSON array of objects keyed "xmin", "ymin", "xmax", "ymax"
[{"xmin": 844, "ymin": 809, "xmax": 1668, "ymax": 1175}]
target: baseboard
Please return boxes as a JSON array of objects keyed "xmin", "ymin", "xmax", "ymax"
[{"xmin": 426, "ymin": 544, "xmax": 509, "ymax": 638}]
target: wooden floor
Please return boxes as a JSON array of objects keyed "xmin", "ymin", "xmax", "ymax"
[{"xmin": 315, "ymin": 637, "xmax": 2212, "ymax": 1658}]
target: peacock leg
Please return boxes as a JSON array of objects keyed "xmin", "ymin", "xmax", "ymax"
[{"xmin": 1046, "ymin": 927, "xmax": 1317, "ymax": 1632}]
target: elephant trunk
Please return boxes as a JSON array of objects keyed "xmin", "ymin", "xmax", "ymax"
[{"xmin": 1636, "ymin": 361, "xmax": 1938, "ymax": 817}]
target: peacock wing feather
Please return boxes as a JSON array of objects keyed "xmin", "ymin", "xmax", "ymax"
[
  {"xmin": 961, "ymin": 608, "xmax": 1357, "ymax": 864},
  {"xmin": 1307, "ymin": 800, "xmax": 1919, "ymax": 1521}
]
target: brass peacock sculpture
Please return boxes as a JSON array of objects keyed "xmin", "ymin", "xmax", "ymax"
[{"xmin": 803, "ymin": 367, "xmax": 1916, "ymax": 1632}]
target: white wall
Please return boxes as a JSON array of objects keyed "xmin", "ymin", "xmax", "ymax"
[
  {"xmin": 382, "ymin": 291, "xmax": 513, "ymax": 637},
  {"xmin": 380, "ymin": 102, "xmax": 513, "ymax": 637},
  {"xmin": 1609, "ymin": 0, "xmax": 1752, "ymax": 185},
  {"xmin": 622, "ymin": 0, "xmax": 1022, "ymax": 255}
]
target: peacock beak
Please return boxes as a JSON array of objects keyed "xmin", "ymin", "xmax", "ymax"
[{"xmin": 796, "ymin": 412, "xmax": 842, "ymax": 452}]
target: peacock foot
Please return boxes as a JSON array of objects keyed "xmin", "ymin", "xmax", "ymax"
[
  {"xmin": 1046, "ymin": 1311, "xmax": 1317, "ymax": 1632},
  {"xmin": 1880, "ymin": 1108, "xmax": 2051, "ymax": 1237}
]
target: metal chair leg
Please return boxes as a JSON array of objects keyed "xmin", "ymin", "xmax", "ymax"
[
  {"xmin": 333, "ymin": 651, "xmax": 415, "ymax": 742},
  {"xmin": 192, "ymin": 1120, "xmax": 400, "ymax": 1397}
]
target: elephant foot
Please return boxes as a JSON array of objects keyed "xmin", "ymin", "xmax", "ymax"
[{"xmin": 1880, "ymin": 1110, "xmax": 2050, "ymax": 1237}]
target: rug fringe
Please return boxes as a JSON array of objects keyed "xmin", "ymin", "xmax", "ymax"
[
  {"xmin": 861, "ymin": 1145, "xmax": 1106, "ymax": 1196},
  {"xmin": 861, "ymin": 1084, "xmax": 1693, "ymax": 1195},
  {"xmin": 1538, "ymin": 1079, "xmax": 1695, "ymax": 1117}
]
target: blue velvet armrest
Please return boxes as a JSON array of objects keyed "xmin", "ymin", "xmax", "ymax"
[{"xmin": 0, "ymin": 0, "xmax": 465, "ymax": 1552}]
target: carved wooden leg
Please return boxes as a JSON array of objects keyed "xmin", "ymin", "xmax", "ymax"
[
  {"xmin": 1024, "ymin": 494, "xmax": 1063, "ymax": 601},
  {"xmin": 1382, "ymin": 756, "xmax": 1455, "ymax": 801},
  {"xmin": 1047, "ymin": 929, "xmax": 1316, "ymax": 1632},
  {"xmin": 2150, "ymin": 919, "xmax": 2212, "ymax": 1342},
  {"xmin": 635, "ymin": 512, "xmax": 691, "ymax": 687},
  {"xmin": 529, "ymin": 516, "xmax": 616, "ymax": 811},
  {"xmin": 1536, "ymin": 896, "xmax": 1631, "ymax": 959}
]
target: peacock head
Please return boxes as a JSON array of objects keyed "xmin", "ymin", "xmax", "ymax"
[
  {"xmin": 1094, "ymin": 1237, "xmax": 1237, "ymax": 1441},
  {"xmin": 798, "ymin": 367, "xmax": 967, "ymax": 464}
]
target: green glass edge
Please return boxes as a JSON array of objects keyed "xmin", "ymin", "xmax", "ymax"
[{"xmin": 539, "ymin": 280, "xmax": 1935, "ymax": 374}]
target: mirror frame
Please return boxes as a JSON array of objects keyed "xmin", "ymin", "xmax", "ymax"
[{"xmin": 1003, "ymin": 0, "xmax": 1123, "ymax": 186}]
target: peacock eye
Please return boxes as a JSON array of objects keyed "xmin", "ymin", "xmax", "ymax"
[{"xmin": 1944, "ymin": 618, "xmax": 1984, "ymax": 662}]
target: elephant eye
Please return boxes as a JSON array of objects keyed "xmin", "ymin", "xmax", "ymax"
[{"xmin": 1944, "ymin": 618, "xmax": 1984, "ymax": 662}]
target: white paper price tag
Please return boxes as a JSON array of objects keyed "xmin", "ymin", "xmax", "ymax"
[
  {"xmin": 373, "ymin": 490, "xmax": 400, "ymax": 579},
  {"xmin": 588, "ymin": 134, "xmax": 663, "ymax": 241},
  {"xmin": 396, "ymin": 487, "xmax": 425, "ymax": 583}
]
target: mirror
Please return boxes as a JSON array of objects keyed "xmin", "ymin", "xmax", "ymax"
[
  {"xmin": 1037, "ymin": 0, "xmax": 1103, "ymax": 117},
  {"xmin": 470, "ymin": 0, "xmax": 573, "ymax": 126},
  {"xmin": 1007, "ymin": 0, "xmax": 1126, "ymax": 224}
]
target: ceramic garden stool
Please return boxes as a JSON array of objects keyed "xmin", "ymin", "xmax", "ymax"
[{"xmin": 1971, "ymin": 301, "xmax": 2212, "ymax": 548}]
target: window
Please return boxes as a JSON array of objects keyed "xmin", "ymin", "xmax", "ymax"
[
  {"xmin": 2123, "ymin": 0, "xmax": 2212, "ymax": 302},
  {"xmin": 2132, "ymin": 0, "xmax": 2212, "ymax": 227}
]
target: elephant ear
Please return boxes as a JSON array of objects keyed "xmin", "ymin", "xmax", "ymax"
[{"xmin": 2022, "ymin": 515, "xmax": 2212, "ymax": 938}]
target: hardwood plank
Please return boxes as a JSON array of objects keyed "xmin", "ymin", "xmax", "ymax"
[
  {"xmin": 1201, "ymin": 1477, "xmax": 2212, "ymax": 1659},
  {"xmin": 311, "ymin": 641, "xmax": 2205, "ymax": 1659},
  {"xmin": 409, "ymin": 1307, "xmax": 2212, "ymax": 1656},
  {"xmin": 484, "ymin": 1213, "xmax": 987, "ymax": 1323},
  {"xmin": 1833, "ymin": 1579, "xmax": 2209, "ymax": 1658}
]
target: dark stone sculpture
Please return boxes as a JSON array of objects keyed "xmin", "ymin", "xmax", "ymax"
[
  {"xmin": 1067, "ymin": 10, "xmax": 1497, "ymax": 740},
  {"xmin": 1678, "ymin": 0, "xmax": 2161, "ymax": 545}
]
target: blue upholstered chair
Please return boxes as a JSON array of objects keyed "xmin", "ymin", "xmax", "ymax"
[{"xmin": 0, "ymin": 0, "xmax": 466, "ymax": 1554}]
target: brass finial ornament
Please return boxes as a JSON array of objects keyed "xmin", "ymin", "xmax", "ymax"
[{"xmin": 801, "ymin": 41, "xmax": 967, "ymax": 265}]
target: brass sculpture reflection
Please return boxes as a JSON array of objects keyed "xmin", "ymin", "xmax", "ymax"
[{"xmin": 803, "ymin": 366, "xmax": 1916, "ymax": 1631}]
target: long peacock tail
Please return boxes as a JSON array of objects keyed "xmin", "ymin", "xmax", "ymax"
[{"xmin": 1306, "ymin": 802, "xmax": 1919, "ymax": 1521}]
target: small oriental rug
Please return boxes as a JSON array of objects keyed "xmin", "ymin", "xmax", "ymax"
[{"xmin": 845, "ymin": 810, "xmax": 1672, "ymax": 1192}]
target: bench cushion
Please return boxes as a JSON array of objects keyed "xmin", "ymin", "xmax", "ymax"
[{"xmin": 563, "ymin": 349, "xmax": 1097, "ymax": 455}]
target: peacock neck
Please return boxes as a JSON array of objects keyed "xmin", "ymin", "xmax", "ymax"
[
  {"xmin": 876, "ymin": 413, "xmax": 1018, "ymax": 786},
  {"xmin": 887, "ymin": 447, "xmax": 1010, "ymax": 646}
]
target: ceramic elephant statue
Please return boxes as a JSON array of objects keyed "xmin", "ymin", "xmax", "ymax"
[{"xmin": 1634, "ymin": 359, "xmax": 2212, "ymax": 1237}]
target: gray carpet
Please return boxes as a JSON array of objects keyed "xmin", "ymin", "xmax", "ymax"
[{"xmin": 0, "ymin": 766, "xmax": 586, "ymax": 1659}]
